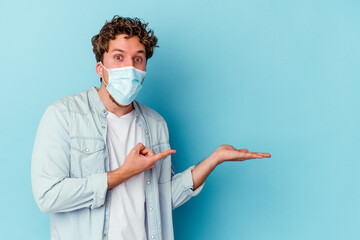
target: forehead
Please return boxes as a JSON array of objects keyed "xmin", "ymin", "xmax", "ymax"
[{"xmin": 108, "ymin": 34, "xmax": 145, "ymax": 53}]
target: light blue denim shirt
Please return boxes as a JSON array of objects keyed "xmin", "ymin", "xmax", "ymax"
[{"xmin": 31, "ymin": 87, "xmax": 204, "ymax": 240}]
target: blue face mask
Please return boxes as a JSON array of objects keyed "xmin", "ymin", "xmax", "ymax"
[{"xmin": 100, "ymin": 62, "xmax": 146, "ymax": 106}]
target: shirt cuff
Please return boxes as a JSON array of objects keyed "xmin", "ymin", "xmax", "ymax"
[
  {"xmin": 89, "ymin": 172, "xmax": 108, "ymax": 209},
  {"xmin": 182, "ymin": 165, "xmax": 205, "ymax": 197}
]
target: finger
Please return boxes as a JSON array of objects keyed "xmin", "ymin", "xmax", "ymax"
[
  {"xmin": 250, "ymin": 152, "xmax": 271, "ymax": 158},
  {"xmin": 140, "ymin": 148, "xmax": 149, "ymax": 155},
  {"xmin": 235, "ymin": 154, "xmax": 266, "ymax": 161},
  {"xmin": 238, "ymin": 149, "xmax": 249, "ymax": 152},
  {"xmin": 133, "ymin": 142, "xmax": 146, "ymax": 152},
  {"xmin": 151, "ymin": 149, "xmax": 176, "ymax": 162},
  {"xmin": 140, "ymin": 148, "xmax": 150, "ymax": 154},
  {"xmin": 243, "ymin": 152, "xmax": 264, "ymax": 159},
  {"xmin": 238, "ymin": 157, "xmax": 264, "ymax": 161},
  {"xmin": 141, "ymin": 148, "xmax": 154, "ymax": 156},
  {"xmin": 261, "ymin": 153, "xmax": 271, "ymax": 158},
  {"xmin": 235, "ymin": 151, "xmax": 259, "ymax": 158}
]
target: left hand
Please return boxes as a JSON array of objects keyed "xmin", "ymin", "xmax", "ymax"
[{"xmin": 214, "ymin": 144, "xmax": 271, "ymax": 164}]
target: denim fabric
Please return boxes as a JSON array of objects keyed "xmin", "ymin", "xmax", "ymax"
[{"xmin": 31, "ymin": 86, "xmax": 204, "ymax": 240}]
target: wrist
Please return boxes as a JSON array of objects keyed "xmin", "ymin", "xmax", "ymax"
[
  {"xmin": 107, "ymin": 165, "xmax": 133, "ymax": 190},
  {"xmin": 209, "ymin": 151, "xmax": 222, "ymax": 166},
  {"xmin": 116, "ymin": 164, "xmax": 134, "ymax": 180}
]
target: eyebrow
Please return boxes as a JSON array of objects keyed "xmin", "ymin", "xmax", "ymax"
[{"xmin": 111, "ymin": 48, "xmax": 145, "ymax": 55}]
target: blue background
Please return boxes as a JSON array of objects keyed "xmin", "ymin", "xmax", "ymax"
[{"xmin": 1, "ymin": 0, "xmax": 359, "ymax": 239}]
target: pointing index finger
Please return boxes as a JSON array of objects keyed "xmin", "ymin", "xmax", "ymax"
[{"xmin": 151, "ymin": 149, "xmax": 176, "ymax": 162}]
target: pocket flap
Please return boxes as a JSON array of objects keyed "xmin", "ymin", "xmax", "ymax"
[{"xmin": 70, "ymin": 138, "xmax": 105, "ymax": 154}]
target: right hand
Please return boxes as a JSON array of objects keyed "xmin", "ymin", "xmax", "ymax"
[{"xmin": 122, "ymin": 142, "xmax": 176, "ymax": 177}]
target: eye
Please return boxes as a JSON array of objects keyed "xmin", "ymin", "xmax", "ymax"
[
  {"xmin": 114, "ymin": 55, "xmax": 123, "ymax": 61},
  {"xmin": 134, "ymin": 57, "xmax": 143, "ymax": 63}
]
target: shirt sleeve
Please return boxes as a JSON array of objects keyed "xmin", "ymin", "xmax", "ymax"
[
  {"xmin": 31, "ymin": 104, "xmax": 108, "ymax": 213},
  {"xmin": 170, "ymin": 165, "xmax": 205, "ymax": 210}
]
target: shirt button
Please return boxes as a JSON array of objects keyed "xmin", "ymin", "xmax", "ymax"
[
  {"xmin": 147, "ymin": 181, "xmax": 151, "ymax": 185},
  {"xmin": 105, "ymin": 204, "xmax": 108, "ymax": 208},
  {"xmin": 103, "ymin": 110, "xmax": 106, "ymax": 113},
  {"xmin": 104, "ymin": 233, "xmax": 107, "ymax": 237},
  {"xmin": 149, "ymin": 207, "xmax": 153, "ymax": 211},
  {"xmin": 151, "ymin": 236, "xmax": 155, "ymax": 239},
  {"xmin": 145, "ymin": 130, "xmax": 148, "ymax": 134},
  {"xmin": 85, "ymin": 148, "xmax": 89, "ymax": 152},
  {"xmin": 102, "ymin": 126, "xmax": 105, "ymax": 129}
]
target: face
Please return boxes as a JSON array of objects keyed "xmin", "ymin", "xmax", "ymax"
[{"xmin": 96, "ymin": 34, "xmax": 147, "ymax": 107}]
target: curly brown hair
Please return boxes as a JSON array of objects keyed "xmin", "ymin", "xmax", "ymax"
[{"xmin": 91, "ymin": 15, "xmax": 158, "ymax": 63}]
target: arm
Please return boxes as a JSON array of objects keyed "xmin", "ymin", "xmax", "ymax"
[
  {"xmin": 167, "ymin": 147, "xmax": 270, "ymax": 208},
  {"xmin": 191, "ymin": 145, "xmax": 272, "ymax": 190},
  {"xmin": 31, "ymin": 105, "xmax": 108, "ymax": 213},
  {"xmin": 31, "ymin": 105, "xmax": 175, "ymax": 213}
]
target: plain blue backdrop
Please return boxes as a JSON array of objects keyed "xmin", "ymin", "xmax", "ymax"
[{"xmin": 1, "ymin": 0, "xmax": 359, "ymax": 239}]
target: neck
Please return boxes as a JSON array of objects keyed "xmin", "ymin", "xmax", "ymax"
[{"xmin": 97, "ymin": 84, "xmax": 134, "ymax": 117}]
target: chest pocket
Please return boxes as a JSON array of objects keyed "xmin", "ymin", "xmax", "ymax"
[
  {"xmin": 153, "ymin": 143, "xmax": 172, "ymax": 184},
  {"xmin": 70, "ymin": 137, "xmax": 106, "ymax": 177}
]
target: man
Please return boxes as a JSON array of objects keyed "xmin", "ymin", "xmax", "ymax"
[{"xmin": 31, "ymin": 16, "xmax": 271, "ymax": 240}]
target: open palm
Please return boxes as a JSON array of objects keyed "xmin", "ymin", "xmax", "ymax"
[{"xmin": 215, "ymin": 144, "xmax": 271, "ymax": 163}]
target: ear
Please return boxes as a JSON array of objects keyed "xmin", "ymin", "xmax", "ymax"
[{"xmin": 95, "ymin": 62, "xmax": 103, "ymax": 78}]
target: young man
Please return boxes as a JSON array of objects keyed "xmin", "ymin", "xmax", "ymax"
[{"xmin": 31, "ymin": 16, "xmax": 271, "ymax": 240}]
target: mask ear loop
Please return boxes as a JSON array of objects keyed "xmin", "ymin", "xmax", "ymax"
[
  {"xmin": 100, "ymin": 61, "xmax": 108, "ymax": 71},
  {"xmin": 100, "ymin": 61, "xmax": 109, "ymax": 87},
  {"xmin": 102, "ymin": 77, "xmax": 108, "ymax": 87}
]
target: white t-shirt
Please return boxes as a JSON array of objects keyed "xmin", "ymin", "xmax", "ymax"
[{"xmin": 106, "ymin": 109, "xmax": 147, "ymax": 240}]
